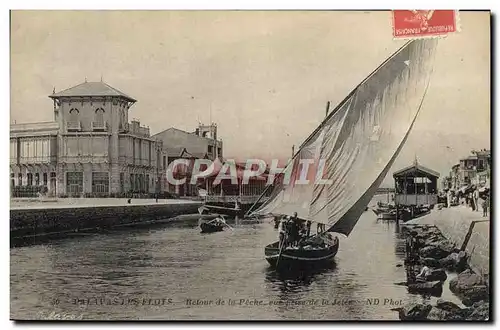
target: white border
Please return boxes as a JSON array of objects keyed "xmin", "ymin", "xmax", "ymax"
[{"xmin": 3, "ymin": 1, "xmax": 497, "ymax": 329}]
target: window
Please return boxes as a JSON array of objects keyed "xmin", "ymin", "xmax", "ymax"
[
  {"xmin": 146, "ymin": 174, "xmax": 149, "ymax": 192},
  {"xmin": 217, "ymin": 148, "xmax": 222, "ymax": 157},
  {"xmin": 163, "ymin": 156, "xmax": 166, "ymax": 169},
  {"xmin": 18, "ymin": 173, "xmax": 22, "ymax": 186},
  {"xmin": 66, "ymin": 172, "xmax": 83, "ymax": 196},
  {"xmin": 136, "ymin": 174, "xmax": 141, "ymax": 192},
  {"xmin": 27, "ymin": 173, "xmax": 33, "ymax": 186},
  {"xmin": 120, "ymin": 173, "xmax": 124, "ymax": 193},
  {"xmin": 130, "ymin": 174, "xmax": 134, "ymax": 191},
  {"xmin": 93, "ymin": 108, "xmax": 106, "ymax": 130},
  {"xmin": 95, "ymin": 108, "xmax": 105, "ymax": 125},
  {"xmin": 140, "ymin": 174, "xmax": 145, "ymax": 192},
  {"xmin": 148, "ymin": 143, "xmax": 152, "ymax": 165},
  {"xmin": 69, "ymin": 108, "xmax": 79, "ymax": 123},
  {"xmin": 68, "ymin": 108, "xmax": 80, "ymax": 130},
  {"xmin": 92, "ymin": 172, "xmax": 109, "ymax": 194},
  {"xmin": 43, "ymin": 173, "xmax": 48, "ymax": 186},
  {"xmin": 10, "ymin": 173, "xmax": 14, "ymax": 187},
  {"xmin": 35, "ymin": 173, "xmax": 40, "ymax": 186},
  {"xmin": 208, "ymin": 145, "xmax": 214, "ymax": 153}
]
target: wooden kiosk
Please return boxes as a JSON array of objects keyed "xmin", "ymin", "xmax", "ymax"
[{"xmin": 393, "ymin": 159, "xmax": 440, "ymax": 220}]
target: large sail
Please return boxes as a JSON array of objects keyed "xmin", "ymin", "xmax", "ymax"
[{"xmin": 252, "ymin": 39, "xmax": 438, "ymax": 236}]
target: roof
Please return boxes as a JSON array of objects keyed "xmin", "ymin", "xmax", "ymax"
[
  {"xmin": 10, "ymin": 121, "xmax": 59, "ymax": 137},
  {"xmin": 154, "ymin": 127, "xmax": 193, "ymax": 137},
  {"xmin": 49, "ymin": 81, "xmax": 136, "ymax": 102},
  {"xmin": 165, "ymin": 147, "xmax": 188, "ymax": 158},
  {"xmin": 165, "ymin": 147, "xmax": 209, "ymax": 159},
  {"xmin": 153, "ymin": 127, "xmax": 218, "ymax": 142},
  {"xmin": 393, "ymin": 163, "xmax": 440, "ymax": 178},
  {"xmin": 473, "ymin": 149, "xmax": 491, "ymax": 156}
]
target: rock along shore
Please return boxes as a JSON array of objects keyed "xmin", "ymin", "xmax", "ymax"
[{"xmin": 392, "ymin": 224, "xmax": 489, "ymax": 321}]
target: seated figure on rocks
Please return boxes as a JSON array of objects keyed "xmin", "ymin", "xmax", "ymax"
[{"xmin": 416, "ymin": 266, "xmax": 432, "ymax": 282}]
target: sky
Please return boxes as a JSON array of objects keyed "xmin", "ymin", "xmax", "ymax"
[{"xmin": 10, "ymin": 11, "xmax": 490, "ymax": 186}]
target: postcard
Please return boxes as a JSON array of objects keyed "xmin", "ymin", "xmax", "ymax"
[{"xmin": 10, "ymin": 10, "xmax": 490, "ymax": 321}]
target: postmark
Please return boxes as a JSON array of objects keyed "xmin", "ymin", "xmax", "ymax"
[{"xmin": 392, "ymin": 10, "xmax": 459, "ymax": 39}]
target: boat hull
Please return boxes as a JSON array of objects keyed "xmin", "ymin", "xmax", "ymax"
[
  {"xmin": 264, "ymin": 239, "xmax": 339, "ymax": 268},
  {"xmin": 199, "ymin": 222, "xmax": 225, "ymax": 233},
  {"xmin": 202, "ymin": 202, "xmax": 264, "ymax": 217}
]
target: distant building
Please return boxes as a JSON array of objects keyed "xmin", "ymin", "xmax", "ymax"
[
  {"xmin": 452, "ymin": 149, "xmax": 491, "ymax": 189},
  {"xmin": 153, "ymin": 123, "xmax": 223, "ymax": 161},
  {"xmin": 153, "ymin": 123, "xmax": 224, "ymax": 196},
  {"xmin": 441, "ymin": 175, "xmax": 452, "ymax": 191},
  {"xmin": 10, "ymin": 81, "xmax": 166, "ymax": 197},
  {"xmin": 449, "ymin": 163, "xmax": 461, "ymax": 190}
]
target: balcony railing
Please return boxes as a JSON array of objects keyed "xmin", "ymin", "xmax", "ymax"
[
  {"xmin": 16, "ymin": 156, "xmax": 57, "ymax": 164},
  {"xmin": 205, "ymin": 195, "xmax": 270, "ymax": 204},
  {"xmin": 91, "ymin": 121, "xmax": 108, "ymax": 131},
  {"xmin": 66, "ymin": 121, "xmax": 81, "ymax": 132},
  {"xmin": 59, "ymin": 155, "xmax": 108, "ymax": 163}
]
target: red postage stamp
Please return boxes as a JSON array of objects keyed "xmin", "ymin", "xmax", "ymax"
[{"xmin": 392, "ymin": 10, "xmax": 459, "ymax": 39}]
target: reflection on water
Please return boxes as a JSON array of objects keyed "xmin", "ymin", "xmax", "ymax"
[
  {"xmin": 11, "ymin": 197, "xmax": 460, "ymax": 320},
  {"xmin": 265, "ymin": 261, "xmax": 338, "ymax": 292}
]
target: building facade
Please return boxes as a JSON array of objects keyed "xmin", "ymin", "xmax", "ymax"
[
  {"xmin": 153, "ymin": 123, "xmax": 224, "ymax": 197},
  {"xmin": 10, "ymin": 81, "xmax": 166, "ymax": 197},
  {"xmin": 154, "ymin": 123, "xmax": 223, "ymax": 161},
  {"xmin": 447, "ymin": 149, "xmax": 491, "ymax": 190}
]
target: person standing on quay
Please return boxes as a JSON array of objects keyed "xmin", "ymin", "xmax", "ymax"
[
  {"xmin": 482, "ymin": 197, "xmax": 489, "ymax": 218},
  {"xmin": 473, "ymin": 187, "xmax": 480, "ymax": 212}
]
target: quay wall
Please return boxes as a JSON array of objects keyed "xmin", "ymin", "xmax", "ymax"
[
  {"xmin": 11, "ymin": 201, "xmax": 202, "ymax": 240},
  {"xmin": 404, "ymin": 206, "xmax": 490, "ymax": 278}
]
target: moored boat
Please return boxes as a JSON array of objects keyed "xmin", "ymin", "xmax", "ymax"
[{"xmin": 199, "ymin": 216, "xmax": 227, "ymax": 233}]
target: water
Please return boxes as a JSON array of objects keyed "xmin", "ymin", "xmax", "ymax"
[{"xmin": 10, "ymin": 197, "xmax": 462, "ymax": 320}]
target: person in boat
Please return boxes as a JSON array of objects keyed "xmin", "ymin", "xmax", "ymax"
[
  {"xmin": 278, "ymin": 217, "xmax": 287, "ymax": 247},
  {"xmin": 284, "ymin": 212, "xmax": 297, "ymax": 246},
  {"xmin": 289, "ymin": 220, "xmax": 299, "ymax": 247},
  {"xmin": 280, "ymin": 216, "xmax": 291, "ymax": 247},
  {"xmin": 317, "ymin": 223, "xmax": 326, "ymax": 234}
]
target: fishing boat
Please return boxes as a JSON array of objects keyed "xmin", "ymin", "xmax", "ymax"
[
  {"xmin": 199, "ymin": 215, "xmax": 228, "ymax": 233},
  {"xmin": 246, "ymin": 39, "xmax": 438, "ymax": 268}
]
